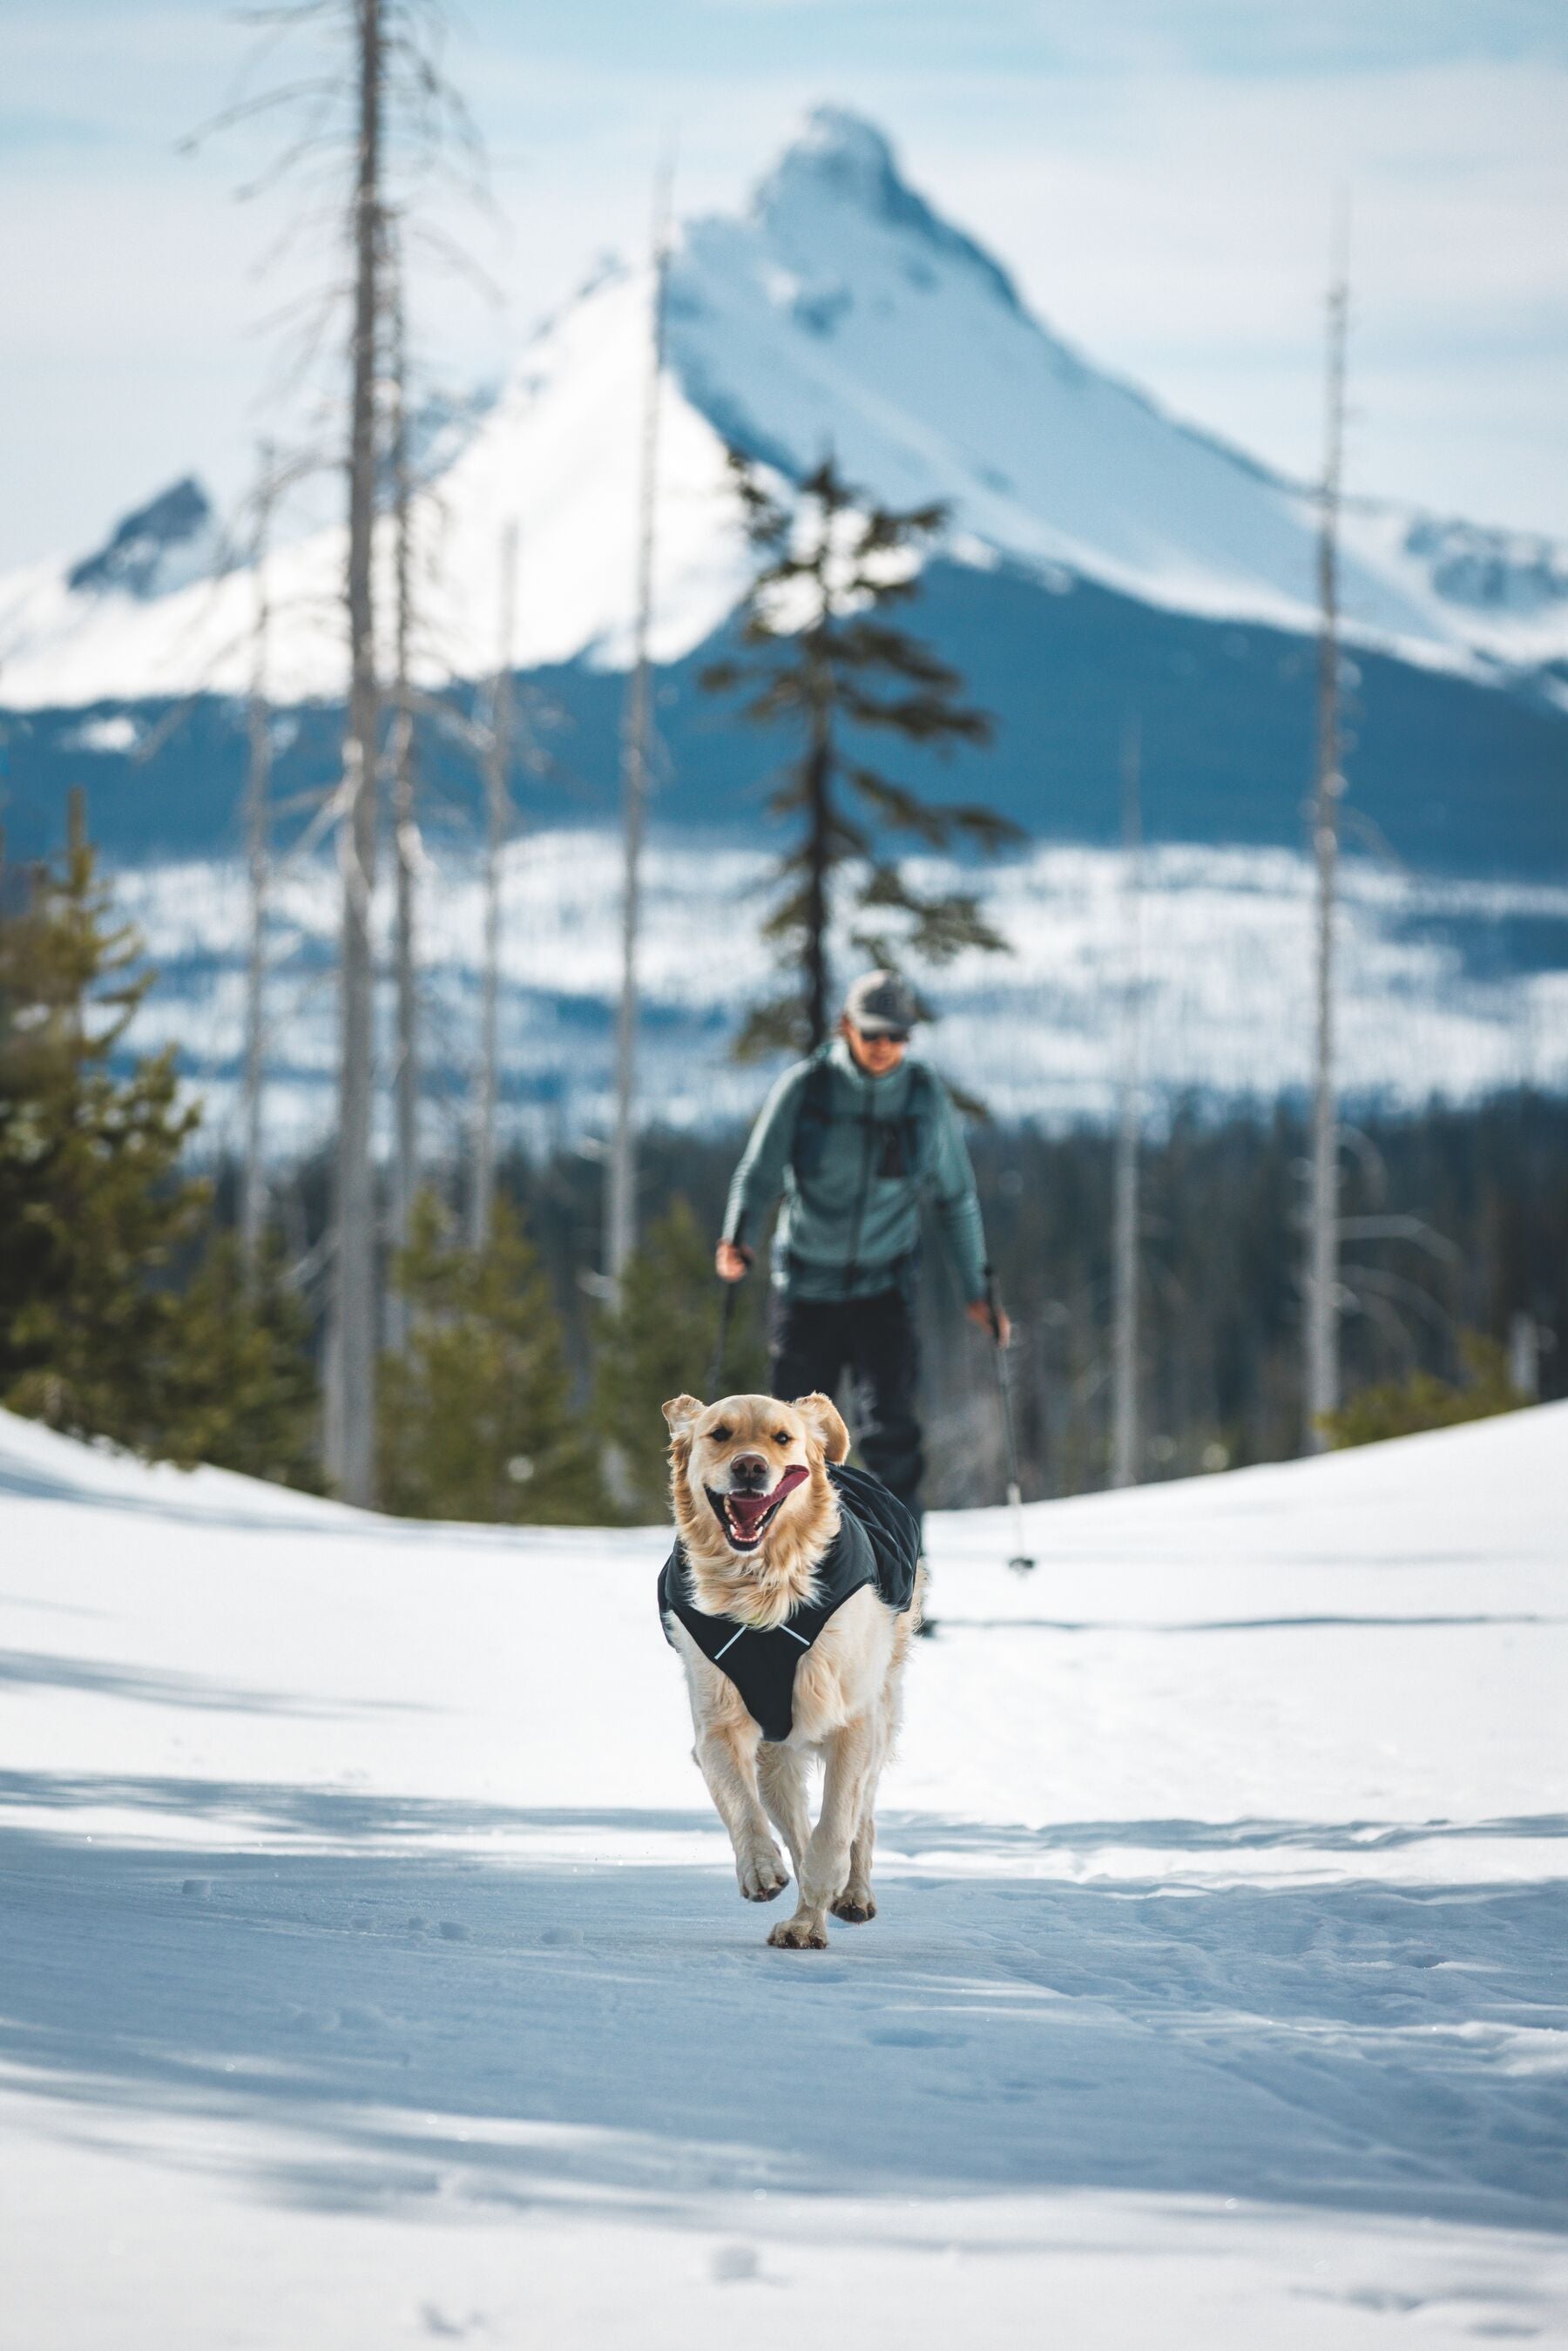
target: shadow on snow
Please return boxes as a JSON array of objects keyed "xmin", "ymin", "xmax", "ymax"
[{"xmin": 3, "ymin": 1776, "xmax": 1565, "ymax": 2237}]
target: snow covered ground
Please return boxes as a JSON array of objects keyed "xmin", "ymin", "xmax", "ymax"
[
  {"xmin": 114, "ymin": 834, "xmax": 1568, "ymax": 1159},
  {"xmin": 3, "ymin": 1400, "xmax": 1565, "ymax": 2347}
]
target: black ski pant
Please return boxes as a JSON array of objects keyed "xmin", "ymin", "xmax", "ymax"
[{"xmin": 769, "ymin": 1286, "xmax": 924, "ymax": 1527}]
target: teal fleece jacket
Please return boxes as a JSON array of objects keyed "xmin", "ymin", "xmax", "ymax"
[{"xmin": 722, "ymin": 1038, "xmax": 990, "ymax": 1304}]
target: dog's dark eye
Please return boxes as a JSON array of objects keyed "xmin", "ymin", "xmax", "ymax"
[
  {"xmin": 773, "ymin": 1431, "xmax": 791, "ymax": 1446},
  {"xmin": 709, "ymin": 1424, "xmax": 732, "ymax": 1443}
]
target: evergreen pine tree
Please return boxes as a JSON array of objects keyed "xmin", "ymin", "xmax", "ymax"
[
  {"xmin": 379, "ymin": 1188, "xmax": 603, "ymax": 1523},
  {"xmin": 0, "ymin": 794, "xmax": 324, "ymax": 1475},
  {"xmin": 166, "ymin": 1233, "xmax": 323, "ymax": 1487},
  {"xmin": 1321, "ymin": 1330, "xmax": 1523, "ymax": 1449},
  {"xmin": 0, "ymin": 795, "xmax": 206, "ymax": 1449},
  {"xmin": 702, "ymin": 451, "xmax": 1022, "ymax": 1057},
  {"xmin": 592, "ymin": 1195, "xmax": 767, "ymax": 1519}
]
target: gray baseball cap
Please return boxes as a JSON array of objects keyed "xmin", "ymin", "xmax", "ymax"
[{"xmin": 843, "ymin": 969, "xmax": 921, "ymax": 1037}]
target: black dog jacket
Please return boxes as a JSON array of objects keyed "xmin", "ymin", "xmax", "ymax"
[{"xmin": 658, "ymin": 1461, "xmax": 920, "ymax": 1743}]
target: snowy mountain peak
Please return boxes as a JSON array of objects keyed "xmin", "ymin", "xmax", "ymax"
[
  {"xmin": 65, "ymin": 476, "xmax": 220, "ymax": 602},
  {"xmin": 3, "ymin": 108, "xmax": 1568, "ymax": 714},
  {"xmin": 747, "ymin": 105, "xmax": 1024, "ymax": 319},
  {"xmin": 775, "ymin": 104, "xmax": 895, "ymax": 182}
]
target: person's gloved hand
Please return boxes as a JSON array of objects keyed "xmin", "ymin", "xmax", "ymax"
[{"xmin": 968, "ymin": 1296, "xmax": 1012, "ymax": 1347}]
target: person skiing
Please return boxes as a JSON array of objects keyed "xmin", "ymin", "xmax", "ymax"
[{"xmin": 714, "ymin": 970, "xmax": 1010, "ymax": 1530}]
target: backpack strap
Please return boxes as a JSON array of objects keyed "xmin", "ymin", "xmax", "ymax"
[
  {"xmin": 787, "ymin": 1047, "xmax": 838, "ymax": 1182},
  {"xmin": 900, "ymin": 1062, "xmax": 935, "ymax": 1173}
]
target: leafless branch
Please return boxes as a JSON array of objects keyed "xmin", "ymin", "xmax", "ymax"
[{"xmin": 179, "ymin": 78, "xmax": 340, "ymax": 154}]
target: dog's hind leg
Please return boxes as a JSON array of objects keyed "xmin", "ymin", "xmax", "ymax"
[
  {"xmin": 834, "ymin": 1619, "xmax": 916, "ymax": 1924},
  {"xmin": 757, "ymin": 1741, "xmax": 811, "ymax": 1884},
  {"xmin": 832, "ymin": 1717, "xmax": 889, "ymax": 1923},
  {"xmin": 833, "ymin": 1794, "xmax": 879, "ymax": 1924}
]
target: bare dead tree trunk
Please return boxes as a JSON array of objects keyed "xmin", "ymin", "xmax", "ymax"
[
  {"xmin": 605, "ymin": 164, "xmax": 672, "ymax": 1296},
  {"xmin": 803, "ymin": 580, "xmax": 834, "ymax": 1051},
  {"xmin": 1305, "ymin": 261, "xmax": 1349, "ymax": 1454},
  {"xmin": 388, "ymin": 253, "xmax": 417, "ymax": 1349},
  {"xmin": 470, "ymin": 521, "xmax": 517, "ymax": 1251},
  {"xmin": 326, "ymin": 0, "xmax": 383, "ymax": 1504},
  {"xmin": 1110, "ymin": 713, "xmax": 1142, "ymax": 1490},
  {"xmin": 240, "ymin": 440, "xmax": 274, "ymax": 1287}
]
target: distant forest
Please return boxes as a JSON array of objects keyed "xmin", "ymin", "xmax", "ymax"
[{"xmin": 235, "ymin": 1089, "xmax": 1566, "ymax": 1510}]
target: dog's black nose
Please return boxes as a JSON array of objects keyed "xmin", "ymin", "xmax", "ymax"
[{"xmin": 729, "ymin": 1452, "xmax": 770, "ymax": 1490}]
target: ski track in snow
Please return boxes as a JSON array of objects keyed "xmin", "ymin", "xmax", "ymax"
[{"xmin": 2, "ymin": 1402, "xmax": 1565, "ymax": 2347}]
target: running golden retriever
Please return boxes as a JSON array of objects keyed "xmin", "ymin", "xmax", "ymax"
[{"xmin": 659, "ymin": 1389, "xmax": 924, "ymax": 1949}]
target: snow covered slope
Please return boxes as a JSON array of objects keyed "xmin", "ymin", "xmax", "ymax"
[
  {"xmin": 116, "ymin": 836, "xmax": 1568, "ymax": 1159},
  {"xmin": 4, "ymin": 108, "xmax": 1568, "ymax": 713},
  {"xmin": 3, "ymin": 1402, "xmax": 1565, "ymax": 2347}
]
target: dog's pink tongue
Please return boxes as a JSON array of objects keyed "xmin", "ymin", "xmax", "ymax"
[{"xmin": 728, "ymin": 1463, "xmax": 808, "ymax": 1538}]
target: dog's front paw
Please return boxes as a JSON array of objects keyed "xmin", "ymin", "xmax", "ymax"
[
  {"xmin": 767, "ymin": 1915, "xmax": 829, "ymax": 1950},
  {"xmin": 737, "ymin": 1847, "xmax": 789, "ymax": 1903},
  {"xmin": 830, "ymin": 1888, "xmax": 876, "ymax": 1924}
]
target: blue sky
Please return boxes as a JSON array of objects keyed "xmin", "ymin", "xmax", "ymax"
[{"xmin": 3, "ymin": 0, "xmax": 1565, "ymax": 566}]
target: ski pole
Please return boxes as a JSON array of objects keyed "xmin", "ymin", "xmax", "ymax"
[{"xmin": 987, "ymin": 1274, "xmax": 1036, "ymax": 1574}]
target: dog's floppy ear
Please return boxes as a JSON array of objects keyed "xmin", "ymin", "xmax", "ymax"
[
  {"xmin": 662, "ymin": 1395, "xmax": 704, "ymax": 1448},
  {"xmin": 794, "ymin": 1391, "xmax": 850, "ymax": 1464}
]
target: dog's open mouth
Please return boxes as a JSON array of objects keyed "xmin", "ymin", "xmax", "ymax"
[{"xmin": 706, "ymin": 1463, "xmax": 810, "ymax": 1552}]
